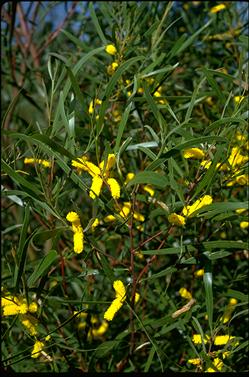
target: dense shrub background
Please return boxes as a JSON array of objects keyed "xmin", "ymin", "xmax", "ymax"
[{"xmin": 1, "ymin": 1, "xmax": 248, "ymax": 372}]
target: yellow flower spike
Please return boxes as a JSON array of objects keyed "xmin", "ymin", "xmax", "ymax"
[
  {"xmin": 104, "ymin": 214, "xmax": 116, "ymax": 222},
  {"xmin": 235, "ymin": 208, "xmax": 247, "ymax": 215},
  {"xmin": 113, "ymin": 280, "xmax": 126, "ymax": 301},
  {"xmin": 104, "ymin": 298, "xmax": 123, "ymax": 321},
  {"xmin": 168, "ymin": 213, "xmax": 186, "ymax": 226},
  {"xmin": 194, "ymin": 269, "xmax": 204, "ymax": 277},
  {"xmin": 143, "ymin": 185, "xmax": 155, "ymax": 197},
  {"xmin": 234, "ymin": 96, "xmax": 245, "ymax": 104},
  {"xmin": 221, "ymin": 298, "xmax": 237, "ymax": 324},
  {"xmin": 228, "ymin": 147, "xmax": 249, "ymax": 168},
  {"xmin": 19, "ymin": 302, "xmax": 29, "ymax": 314},
  {"xmin": 24, "ymin": 158, "xmax": 51, "ymax": 168},
  {"xmin": 107, "ymin": 178, "xmax": 120, "ymax": 199},
  {"xmin": 214, "ymin": 335, "xmax": 235, "ymax": 346},
  {"xmin": 210, "ymin": 4, "xmax": 226, "ymax": 14},
  {"xmin": 21, "ymin": 314, "xmax": 38, "ymax": 336},
  {"xmin": 31, "ymin": 340, "xmax": 45, "ymax": 359},
  {"xmin": 119, "ymin": 202, "xmax": 131, "ymax": 218},
  {"xmin": 105, "ymin": 44, "xmax": 117, "ymax": 55},
  {"xmin": 206, "ymin": 358, "xmax": 224, "ymax": 372},
  {"xmin": 66, "ymin": 211, "xmax": 80, "ymax": 224},
  {"xmin": 107, "ymin": 61, "xmax": 119, "ymax": 75},
  {"xmin": 183, "ymin": 148, "xmax": 205, "ymax": 159},
  {"xmin": 137, "ymin": 87, "xmax": 144, "ymax": 94},
  {"xmin": 183, "ymin": 195, "xmax": 213, "ymax": 217},
  {"xmin": 125, "ymin": 172, "xmax": 135, "ymax": 184},
  {"xmin": 91, "ymin": 218, "xmax": 100, "ymax": 231},
  {"xmin": 104, "ymin": 280, "xmax": 126, "ymax": 321},
  {"xmin": 179, "ymin": 287, "xmax": 192, "ymax": 300},
  {"xmin": 133, "ymin": 212, "xmax": 145, "ymax": 222},
  {"xmin": 45, "ymin": 335, "xmax": 51, "ymax": 341},
  {"xmin": 229, "ymin": 298, "xmax": 238, "ymax": 306},
  {"xmin": 73, "ymin": 231, "xmax": 84, "ymax": 254},
  {"xmin": 135, "ymin": 292, "xmax": 140, "ymax": 303},
  {"xmin": 28, "ymin": 302, "xmax": 38, "ymax": 313},
  {"xmin": 2, "ymin": 296, "xmax": 28, "ymax": 316},
  {"xmin": 66, "ymin": 212, "xmax": 84, "ymax": 253},
  {"xmin": 240, "ymin": 221, "xmax": 249, "ymax": 230},
  {"xmin": 236, "ymin": 131, "xmax": 247, "ymax": 142},
  {"xmin": 88, "ymin": 98, "xmax": 102, "ymax": 114},
  {"xmin": 91, "ymin": 320, "xmax": 109, "ymax": 337},
  {"xmin": 188, "ymin": 358, "xmax": 201, "ymax": 366},
  {"xmin": 72, "ymin": 153, "xmax": 120, "ymax": 200},
  {"xmin": 235, "ymin": 174, "xmax": 249, "ymax": 185},
  {"xmin": 192, "ymin": 334, "xmax": 209, "ymax": 344},
  {"xmin": 136, "ymin": 224, "xmax": 144, "ymax": 232},
  {"xmin": 99, "ymin": 154, "xmax": 116, "ymax": 172},
  {"xmin": 90, "ymin": 175, "xmax": 104, "ymax": 199}
]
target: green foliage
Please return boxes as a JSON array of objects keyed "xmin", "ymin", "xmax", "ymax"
[{"xmin": 1, "ymin": 1, "xmax": 248, "ymax": 373}]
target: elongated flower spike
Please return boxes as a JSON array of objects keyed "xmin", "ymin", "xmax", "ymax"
[
  {"xmin": 66, "ymin": 211, "xmax": 84, "ymax": 253},
  {"xmin": 72, "ymin": 154, "xmax": 121, "ymax": 200},
  {"xmin": 24, "ymin": 157, "xmax": 51, "ymax": 168},
  {"xmin": 104, "ymin": 280, "xmax": 140, "ymax": 322}
]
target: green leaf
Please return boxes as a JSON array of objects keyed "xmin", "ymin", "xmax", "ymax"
[
  {"xmin": 203, "ymin": 250, "xmax": 231, "ymax": 260},
  {"xmin": 1, "ymin": 159, "xmax": 43, "ymax": 199},
  {"xmin": 27, "ymin": 250, "xmax": 58, "ymax": 287},
  {"xmin": 226, "ymin": 289, "xmax": 248, "ymax": 302},
  {"xmin": 202, "ymin": 241, "xmax": 248, "ymax": 250},
  {"xmin": 200, "ymin": 67, "xmax": 227, "ymax": 105},
  {"xmin": 203, "ymin": 271, "xmax": 213, "ymax": 335},
  {"xmin": 13, "ymin": 205, "xmax": 30, "ymax": 290},
  {"xmin": 89, "ymin": 2, "xmax": 107, "ymax": 44},
  {"xmin": 141, "ymin": 266, "xmax": 177, "ymax": 282},
  {"xmin": 161, "ymin": 136, "xmax": 226, "ymax": 160},
  {"xmin": 32, "ymin": 227, "xmax": 68, "ymax": 245},
  {"xmin": 126, "ymin": 171, "xmax": 168, "ymax": 189},
  {"xmin": 197, "ymin": 201, "xmax": 249, "ymax": 218},
  {"xmin": 114, "ymin": 102, "xmax": 133, "ymax": 153},
  {"xmin": 205, "ymin": 116, "xmax": 247, "ymax": 134},
  {"xmin": 94, "ymin": 340, "xmax": 117, "ymax": 358},
  {"xmin": 167, "ymin": 19, "xmax": 212, "ymax": 60},
  {"xmin": 144, "ymin": 347, "xmax": 156, "ymax": 372},
  {"xmin": 60, "ymin": 29, "xmax": 86, "ymax": 50},
  {"xmin": 141, "ymin": 247, "xmax": 184, "ymax": 255}
]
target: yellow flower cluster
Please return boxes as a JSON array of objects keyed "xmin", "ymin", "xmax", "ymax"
[
  {"xmin": 21, "ymin": 314, "xmax": 39, "ymax": 336},
  {"xmin": 183, "ymin": 195, "xmax": 213, "ymax": 217},
  {"xmin": 104, "ymin": 280, "xmax": 140, "ymax": 321},
  {"xmin": 31, "ymin": 336, "xmax": 51, "ymax": 359},
  {"xmin": 194, "ymin": 269, "xmax": 204, "ymax": 277},
  {"xmin": 210, "ymin": 4, "xmax": 226, "ymax": 14},
  {"xmin": 125, "ymin": 172, "xmax": 155, "ymax": 197},
  {"xmin": 206, "ymin": 357, "xmax": 224, "ymax": 372},
  {"xmin": 72, "ymin": 154, "xmax": 120, "ymax": 200},
  {"xmin": 105, "ymin": 44, "xmax": 117, "ymax": 55},
  {"xmin": 88, "ymin": 98, "xmax": 102, "ymax": 115},
  {"xmin": 234, "ymin": 96, "xmax": 245, "ymax": 105},
  {"xmin": 107, "ymin": 61, "xmax": 119, "ymax": 75},
  {"xmin": 24, "ymin": 158, "xmax": 51, "ymax": 168},
  {"xmin": 31, "ymin": 340, "xmax": 45, "ymax": 358},
  {"xmin": 104, "ymin": 201, "xmax": 145, "ymax": 223},
  {"xmin": 74, "ymin": 309, "xmax": 109, "ymax": 339},
  {"xmin": 179, "ymin": 287, "xmax": 192, "ymax": 300},
  {"xmin": 1, "ymin": 295, "xmax": 38, "ymax": 316},
  {"xmin": 168, "ymin": 195, "xmax": 213, "ymax": 226},
  {"xmin": 192, "ymin": 332, "xmax": 238, "ymax": 347},
  {"xmin": 66, "ymin": 212, "xmax": 84, "ymax": 253},
  {"xmin": 183, "ymin": 148, "xmax": 205, "ymax": 160},
  {"xmin": 240, "ymin": 221, "xmax": 249, "ymax": 230}
]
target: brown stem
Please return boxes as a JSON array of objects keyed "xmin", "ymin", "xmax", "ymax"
[{"xmin": 36, "ymin": 1, "xmax": 79, "ymax": 57}]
